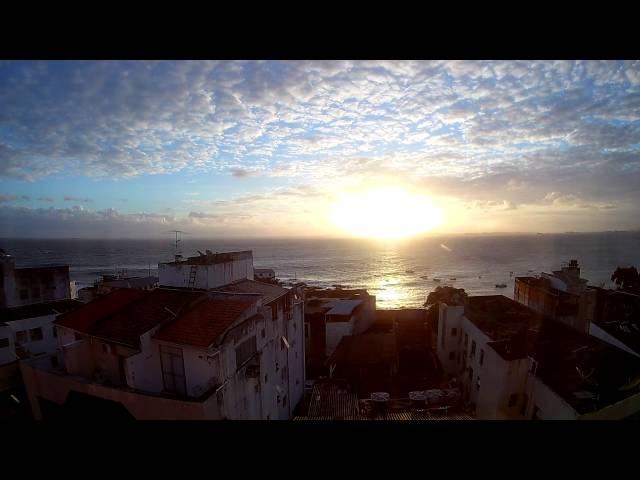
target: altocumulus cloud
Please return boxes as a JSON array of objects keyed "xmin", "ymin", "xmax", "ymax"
[{"xmin": 0, "ymin": 60, "xmax": 639, "ymax": 223}]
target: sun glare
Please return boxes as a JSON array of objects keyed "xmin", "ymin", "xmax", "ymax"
[{"xmin": 330, "ymin": 187, "xmax": 443, "ymax": 239}]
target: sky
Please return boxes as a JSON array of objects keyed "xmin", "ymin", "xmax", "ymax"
[{"xmin": 0, "ymin": 60, "xmax": 639, "ymax": 238}]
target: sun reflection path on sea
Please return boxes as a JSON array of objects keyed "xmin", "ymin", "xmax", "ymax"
[{"xmin": 369, "ymin": 274, "xmax": 417, "ymax": 309}]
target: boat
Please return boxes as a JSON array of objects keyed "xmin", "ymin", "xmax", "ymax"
[
  {"xmin": 528, "ymin": 269, "xmax": 534, "ymax": 272},
  {"xmin": 420, "ymin": 275, "xmax": 429, "ymax": 280},
  {"xmin": 450, "ymin": 277, "xmax": 457, "ymax": 281},
  {"xmin": 495, "ymin": 283, "xmax": 507, "ymax": 288},
  {"xmin": 406, "ymin": 269, "xmax": 415, "ymax": 274},
  {"xmin": 433, "ymin": 278, "xmax": 442, "ymax": 283}
]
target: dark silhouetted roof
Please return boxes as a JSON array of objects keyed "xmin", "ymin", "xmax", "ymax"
[
  {"xmin": 464, "ymin": 295, "xmax": 542, "ymax": 340},
  {"xmin": 164, "ymin": 250, "xmax": 253, "ymax": 266},
  {"xmin": 219, "ymin": 279, "xmax": 288, "ymax": 304},
  {"xmin": 55, "ymin": 288, "xmax": 202, "ymax": 347},
  {"xmin": 327, "ymin": 333, "xmax": 396, "ymax": 367},
  {"xmin": 101, "ymin": 276, "xmax": 158, "ymax": 289},
  {"xmin": 153, "ymin": 298, "xmax": 257, "ymax": 347},
  {"xmin": 1, "ymin": 299, "xmax": 82, "ymax": 322}
]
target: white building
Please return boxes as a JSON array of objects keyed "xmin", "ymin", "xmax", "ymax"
[
  {"xmin": 437, "ymin": 295, "xmax": 640, "ymax": 420},
  {"xmin": 0, "ymin": 249, "xmax": 71, "ymax": 308},
  {"xmin": 20, "ymin": 250, "xmax": 305, "ymax": 420},
  {"xmin": 159, "ymin": 250, "xmax": 254, "ymax": 290},
  {"xmin": 303, "ymin": 289, "xmax": 376, "ymax": 376}
]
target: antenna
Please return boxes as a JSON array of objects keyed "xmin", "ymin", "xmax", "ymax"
[{"xmin": 168, "ymin": 230, "xmax": 186, "ymax": 262}]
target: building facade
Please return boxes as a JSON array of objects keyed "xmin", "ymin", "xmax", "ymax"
[
  {"xmin": 437, "ymin": 295, "xmax": 640, "ymax": 420},
  {"xmin": 0, "ymin": 250, "xmax": 71, "ymax": 308},
  {"xmin": 20, "ymin": 250, "xmax": 305, "ymax": 420}
]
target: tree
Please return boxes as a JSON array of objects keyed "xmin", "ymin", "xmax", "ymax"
[
  {"xmin": 424, "ymin": 286, "xmax": 467, "ymax": 307},
  {"xmin": 611, "ymin": 266, "xmax": 640, "ymax": 293}
]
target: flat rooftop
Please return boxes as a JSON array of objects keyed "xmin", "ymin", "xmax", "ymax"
[
  {"xmin": 327, "ymin": 333, "xmax": 396, "ymax": 367},
  {"xmin": 219, "ymin": 279, "xmax": 288, "ymax": 305},
  {"xmin": 531, "ymin": 319, "xmax": 640, "ymax": 415},
  {"xmin": 161, "ymin": 250, "xmax": 253, "ymax": 266},
  {"xmin": 464, "ymin": 295, "xmax": 542, "ymax": 341},
  {"xmin": 326, "ymin": 299, "xmax": 363, "ymax": 317},
  {"xmin": 1, "ymin": 299, "xmax": 82, "ymax": 322}
]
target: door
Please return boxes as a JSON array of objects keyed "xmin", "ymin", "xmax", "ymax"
[{"xmin": 159, "ymin": 345, "xmax": 187, "ymax": 396}]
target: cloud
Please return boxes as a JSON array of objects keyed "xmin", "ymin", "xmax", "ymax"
[
  {"xmin": 0, "ymin": 60, "xmax": 638, "ymax": 186},
  {"xmin": 0, "ymin": 194, "xmax": 30, "ymax": 202},
  {"xmin": 63, "ymin": 195, "xmax": 92, "ymax": 203},
  {"xmin": 37, "ymin": 196, "xmax": 54, "ymax": 202},
  {"xmin": 231, "ymin": 168, "xmax": 258, "ymax": 178}
]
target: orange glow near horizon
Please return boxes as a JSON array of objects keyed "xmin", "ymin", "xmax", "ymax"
[{"xmin": 329, "ymin": 187, "xmax": 444, "ymax": 239}]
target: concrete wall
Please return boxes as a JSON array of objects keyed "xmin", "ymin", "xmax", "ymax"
[
  {"xmin": 436, "ymin": 303, "xmax": 464, "ymax": 376},
  {"xmin": 20, "ymin": 358, "xmax": 221, "ymax": 420},
  {"xmin": 9, "ymin": 267, "xmax": 71, "ymax": 308},
  {"xmin": 579, "ymin": 391, "xmax": 640, "ymax": 419},
  {"xmin": 0, "ymin": 361, "xmax": 20, "ymax": 392},
  {"xmin": 325, "ymin": 319, "xmax": 354, "ymax": 357},
  {"xmin": 8, "ymin": 314, "xmax": 59, "ymax": 357},
  {"xmin": 589, "ymin": 323, "xmax": 640, "ymax": 358},
  {"xmin": 0, "ymin": 324, "xmax": 16, "ymax": 365},
  {"xmin": 158, "ymin": 257, "xmax": 254, "ymax": 289},
  {"xmin": 531, "ymin": 378, "xmax": 578, "ymax": 419},
  {"xmin": 437, "ymin": 303, "xmax": 533, "ymax": 420}
]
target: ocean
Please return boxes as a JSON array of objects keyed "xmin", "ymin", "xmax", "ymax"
[{"xmin": 1, "ymin": 232, "xmax": 639, "ymax": 309}]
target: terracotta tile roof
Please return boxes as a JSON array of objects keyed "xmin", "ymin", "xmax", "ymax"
[
  {"xmin": 55, "ymin": 288, "xmax": 203, "ymax": 347},
  {"xmin": 55, "ymin": 288, "xmax": 146, "ymax": 333},
  {"xmin": 219, "ymin": 279, "xmax": 288, "ymax": 304},
  {"xmin": 153, "ymin": 298, "xmax": 257, "ymax": 348},
  {"xmin": 90, "ymin": 289, "xmax": 203, "ymax": 347}
]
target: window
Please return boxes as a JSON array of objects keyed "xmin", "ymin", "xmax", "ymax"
[
  {"xmin": 521, "ymin": 396, "xmax": 528, "ymax": 416},
  {"xmin": 52, "ymin": 326, "xmax": 58, "ymax": 338},
  {"xmin": 464, "ymin": 333, "xmax": 468, "ymax": 348},
  {"xmin": 449, "ymin": 351, "xmax": 455, "ymax": 360},
  {"xmin": 457, "ymin": 352, "xmax": 460, "ymax": 364},
  {"xmin": 19, "ymin": 289, "xmax": 28, "ymax": 300},
  {"xmin": 451, "ymin": 327, "xmax": 457, "ymax": 337},
  {"xmin": 479, "ymin": 349, "xmax": 484, "ymax": 365},
  {"xmin": 16, "ymin": 330, "xmax": 28, "ymax": 343},
  {"xmin": 468, "ymin": 367, "xmax": 473, "ymax": 381},
  {"xmin": 29, "ymin": 327, "xmax": 43, "ymax": 342},
  {"xmin": 283, "ymin": 395, "xmax": 287, "ymax": 407},
  {"xmin": 261, "ymin": 328, "xmax": 266, "ymax": 339},
  {"xmin": 0, "ymin": 338, "xmax": 9, "ymax": 348},
  {"xmin": 471, "ymin": 340, "xmax": 476, "ymax": 358},
  {"xmin": 264, "ymin": 374, "xmax": 268, "ymax": 384},
  {"xmin": 509, "ymin": 393, "xmax": 518, "ymax": 407},
  {"xmin": 476, "ymin": 376, "xmax": 480, "ymax": 391},
  {"xmin": 235, "ymin": 336, "xmax": 257, "ymax": 368},
  {"xmin": 159, "ymin": 345, "xmax": 186, "ymax": 396}
]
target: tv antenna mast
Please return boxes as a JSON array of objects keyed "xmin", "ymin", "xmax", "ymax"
[{"xmin": 168, "ymin": 230, "xmax": 187, "ymax": 262}]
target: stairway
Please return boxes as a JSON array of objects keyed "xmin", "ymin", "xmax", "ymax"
[{"xmin": 188, "ymin": 265, "xmax": 197, "ymax": 289}]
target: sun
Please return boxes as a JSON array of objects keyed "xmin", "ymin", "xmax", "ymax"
[{"xmin": 329, "ymin": 187, "xmax": 443, "ymax": 239}]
